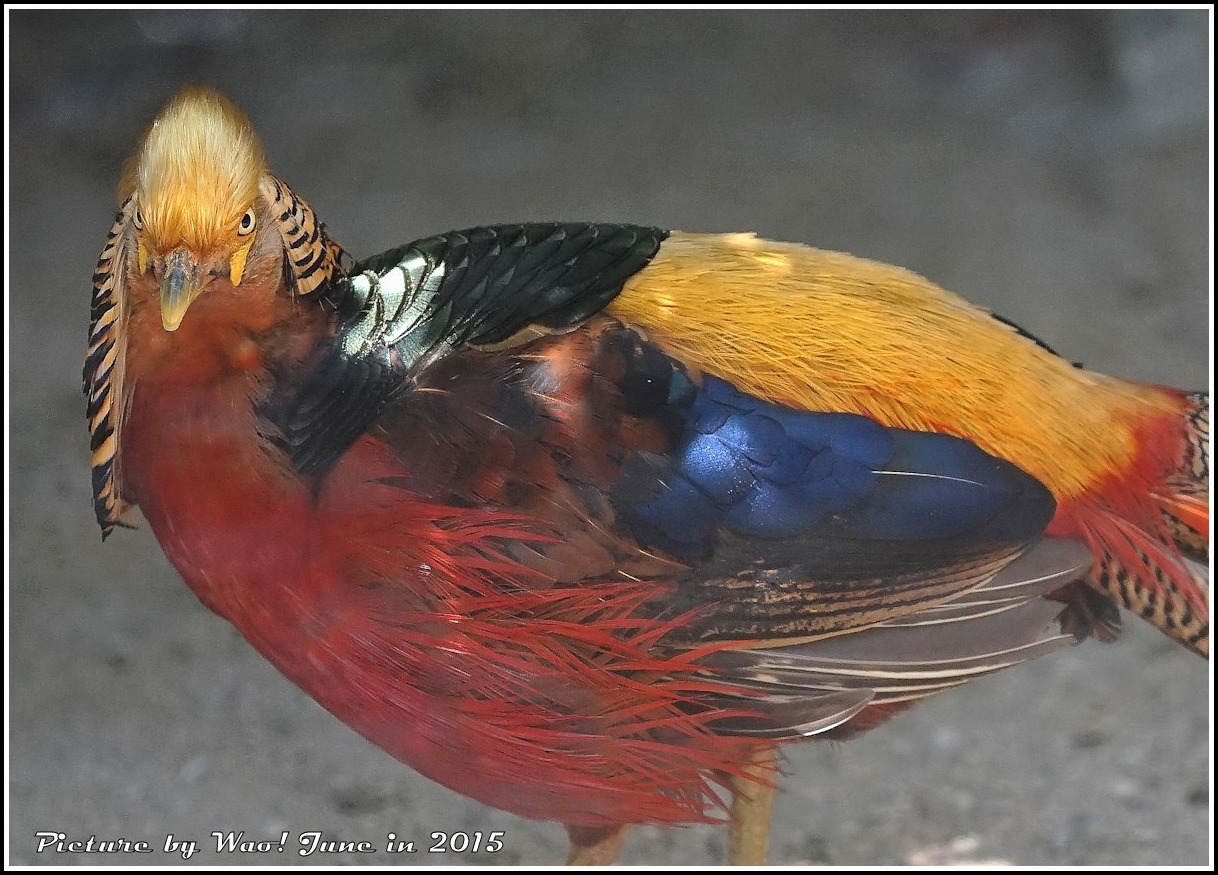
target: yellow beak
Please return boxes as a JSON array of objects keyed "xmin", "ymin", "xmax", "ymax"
[{"xmin": 160, "ymin": 248, "xmax": 204, "ymax": 332}]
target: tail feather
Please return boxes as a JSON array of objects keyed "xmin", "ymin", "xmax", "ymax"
[
  {"xmin": 1059, "ymin": 389, "xmax": 1210, "ymax": 658},
  {"xmin": 1085, "ymin": 509, "xmax": 1208, "ymax": 657},
  {"xmin": 1177, "ymin": 390, "xmax": 1209, "ymax": 486},
  {"xmin": 1154, "ymin": 390, "xmax": 1209, "ymax": 563},
  {"xmin": 1159, "ymin": 494, "xmax": 1209, "ymax": 563}
]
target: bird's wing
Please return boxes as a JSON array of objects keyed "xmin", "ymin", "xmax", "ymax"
[
  {"xmin": 260, "ymin": 225, "xmax": 1079, "ymax": 741},
  {"xmin": 701, "ymin": 538, "xmax": 1092, "ymax": 738},
  {"xmin": 265, "ymin": 223, "xmax": 667, "ymax": 477},
  {"xmin": 265, "ymin": 222, "xmax": 1060, "ymax": 581}
]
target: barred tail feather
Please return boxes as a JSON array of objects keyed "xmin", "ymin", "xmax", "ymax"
[
  {"xmin": 1154, "ymin": 390, "xmax": 1209, "ymax": 564},
  {"xmin": 1085, "ymin": 509, "xmax": 1208, "ymax": 657}
]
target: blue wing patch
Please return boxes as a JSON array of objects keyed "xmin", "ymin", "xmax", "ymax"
[{"xmin": 619, "ymin": 375, "xmax": 1053, "ymax": 559}]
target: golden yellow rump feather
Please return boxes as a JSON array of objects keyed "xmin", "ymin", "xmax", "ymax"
[{"xmin": 609, "ymin": 232, "xmax": 1176, "ymax": 502}]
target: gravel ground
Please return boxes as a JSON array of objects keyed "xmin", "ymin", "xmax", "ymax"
[{"xmin": 8, "ymin": 9, "xmax": 1211, "ymax": 867}]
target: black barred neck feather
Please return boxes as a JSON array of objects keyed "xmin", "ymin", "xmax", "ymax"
[{"xmin": 259, "ymin": 175, "xmax": 348, "ymax": 297}]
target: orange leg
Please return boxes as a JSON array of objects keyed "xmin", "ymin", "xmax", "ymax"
[
  {"xmin": 727, "ymin": 744, "xmax": 778, "ymax": 865},
  {"xmin": 565, "ymin": 824, "xmax": 628, "ymax": 865}
]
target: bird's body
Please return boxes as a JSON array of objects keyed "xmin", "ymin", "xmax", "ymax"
[{"xmin": 87, "ymin": 88, "xmax": 1208, "ymax": 861}]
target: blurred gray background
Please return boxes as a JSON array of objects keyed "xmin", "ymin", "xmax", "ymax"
[{"xmin": 8, "ymin": 9, "xmax": 1210, "ymax": 866}]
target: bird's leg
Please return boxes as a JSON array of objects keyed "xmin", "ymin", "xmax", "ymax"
[
  {"xmin": 727, "ymin": 744, "xmax": 778, "ymax": 866},
  {"xmin": 565, "ymin": 824, "xmax": 628, "ymax": 865}
]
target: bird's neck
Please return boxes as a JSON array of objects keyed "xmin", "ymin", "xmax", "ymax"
[
  {"xmin": 122, "ymin": 271, "xmax": 330, "ymax": 383},
  {"xmin": 119, "ymin": 282, "xmax": 331, "ymax": 619}
]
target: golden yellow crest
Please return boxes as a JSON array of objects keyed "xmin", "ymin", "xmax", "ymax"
[{"xmin": 120, "ymin": 86, "xmax": 266, "ymax": 255}]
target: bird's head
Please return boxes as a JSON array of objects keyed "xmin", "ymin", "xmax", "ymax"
[
  {"xmin": 87, "ymin": 85, "xmax": 346, "ymax": 535},
  {"xmin": 120, "ymin": 86, "xmax": 271, "ymax": 332}
]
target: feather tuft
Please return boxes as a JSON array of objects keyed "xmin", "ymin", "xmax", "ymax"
[{"xmin": 122, "ymin": 86, "xmax": 267, "ymax": 254}]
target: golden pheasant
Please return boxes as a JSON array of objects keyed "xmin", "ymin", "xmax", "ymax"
[{"xmin": 86, "ymin": 86, "xmax": 1208, "ymax": 865}]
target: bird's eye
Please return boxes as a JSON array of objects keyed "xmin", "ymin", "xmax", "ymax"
[
  {"xmin": 238, "ymin": 208, "xmax": 256, "ymax": 236},
  {"xmin": 133, "ymin": 209, "xmax": 144, "ymax": 230}
]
